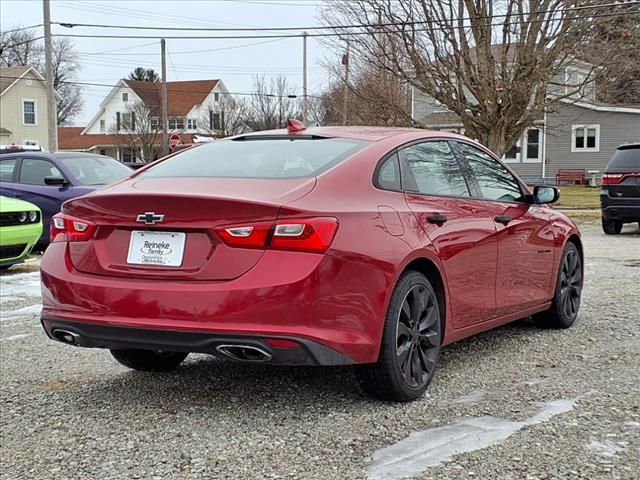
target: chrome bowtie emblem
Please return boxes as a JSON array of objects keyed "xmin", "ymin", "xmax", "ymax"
[{"xmin": 136, "ymin": 212, "xmax": 165, "ymax": 225}]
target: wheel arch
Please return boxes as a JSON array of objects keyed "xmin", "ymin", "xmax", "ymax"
[{"xmin": 401, "ymin": 257, "xmax": 448, "ymax": 344}]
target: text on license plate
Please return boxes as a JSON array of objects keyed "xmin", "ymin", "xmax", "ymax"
[{"xmin": 126, "ymin": 230, "xmax": 186, "ymax": 267}]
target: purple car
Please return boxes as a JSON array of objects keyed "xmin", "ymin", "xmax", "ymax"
[{"xmin": 0, "ymin": 151, "xmax": 132, "ymax": 244}]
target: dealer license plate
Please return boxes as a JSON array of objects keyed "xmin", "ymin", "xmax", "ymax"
[{"xmin": 126, "ymin": 230, "xmax": 186, "ymax": 267}]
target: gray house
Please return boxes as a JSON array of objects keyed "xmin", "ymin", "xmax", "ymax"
[{"xmin": 413, "ymin": 63, "xmax": 640, "ymax": 184}]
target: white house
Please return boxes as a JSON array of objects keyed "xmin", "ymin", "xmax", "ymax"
[{"xmin": 59, "ymin": 78, "xmax": 228, "ymax": 161}]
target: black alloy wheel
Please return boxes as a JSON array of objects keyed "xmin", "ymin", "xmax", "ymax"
[
  {"xmin": 534, "ymin": 242, "xmax": 583, "ymax": 329},
  {"xmin": 396, "ymin": 284, "xmax": 440, "ymax": 389},
  {"xmin": 355, "ymin": 271, "xmax": 442, "ymax": 402}
]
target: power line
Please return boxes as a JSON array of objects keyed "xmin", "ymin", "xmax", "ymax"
[
  {"xmin": 0, "ymin": 75, "xmax": 324, "ymax": 99},
  {"xmin": 47, "ymin": 10, "xmax": 639, "ymax": 42},
  {"xmin": 52, "ymin": 2, "xmax": 640, "ymax": 33},
  {"xmin": 1, "ymin": 24, "xmax": 44, "ymax": 34}
]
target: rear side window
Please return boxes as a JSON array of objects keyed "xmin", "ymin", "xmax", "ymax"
[
  {"xmin": 400, "ymin": 141, "xmax": 470, "ymax": 197},
  {"xmin": 608, "ymin": 147, "xmax": 640, "ymax": 171},
  {"xmin": 375, "ymin": 153, "xmax": 401, "ymax": 190},
  {"xmin": 141, "ymin": 137, "xmax": 370, "ymax": 179},
  {"xmin": 0, "ymin": 158, "xmax": 17, "ymax": 182}
]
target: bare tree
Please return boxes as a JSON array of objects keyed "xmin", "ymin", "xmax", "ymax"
[
  {"xmin": 108, "ymin": 101, "xmax": 162, "ymax": 163},
  {"xmin": 245, "ymin": 75, "xmax": 301, "ymax": 131},
  {"xmin": 322, "ymin": 1, "xmax": 631, "ymax": 155},
  {"xmin": 0, "ymin": 27, "xmax": 83, "ymax": 125},
  {"xmin": 200, "ymin": 94, "xmax": 250, "ymax": 137}
]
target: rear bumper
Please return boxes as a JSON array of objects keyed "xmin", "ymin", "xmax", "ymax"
[
  {"xmin": 600, "ymin": 194, "xmax": 640, "ymax": 221},
  {"xmin": 40, "ymin": 242, "xmax": 390, "ymax": 364},
  {"xmin": 41, "ymin": 317, "xmax": 354, "ymax": 366}
]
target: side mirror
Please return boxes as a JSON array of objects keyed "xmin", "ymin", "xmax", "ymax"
[
  {"xmin": 44, "ymin": 176, "xmax": 68, "ymax": 186},
  {"xmin": 533, "ymin": 185, "xmax": 559, "ymax": 204}
]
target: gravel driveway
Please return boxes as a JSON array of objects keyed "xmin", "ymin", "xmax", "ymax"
[{"xmin": 1, "ymin": 222, "xmax": 639, "ymax": 480}]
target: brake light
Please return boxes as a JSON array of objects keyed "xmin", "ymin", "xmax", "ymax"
[
  {"xmin": 215, "ymin": 217, "xmax": 338, "ymax": 253},
  {"xmin": 601, "ymin": 173, "xmax": 624, "ymax": 184},
  {"xmin": 50, "ymin": 213, "xmax": 97, "ymax": 243}
]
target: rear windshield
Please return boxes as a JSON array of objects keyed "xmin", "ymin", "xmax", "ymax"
[
  {"xmin": 608, "ymin": 147, "xmax": 640, "ymax": 170},
  {"xmin": 57, "ymin": 155, "xmax": 132, "ymax": 185},
  {"xmin": 140, "ymin": 137, "xmax": 370, "ymax": 179}
]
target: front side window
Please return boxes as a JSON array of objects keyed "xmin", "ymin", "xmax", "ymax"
[
  {"xmin": 141, "ymin": 137, "xmax": 369, "ymax": 179},
  {"xmin": 23, "ymin": 100, "xmax": 36, "ymax": 125},
  {"xmin": 572, "ymin": 125, "xmax": 599, "ymax": 152},
  {"xmin": 19, "ymin": 158, "xmax": 63, "ymax": 185},
  {"xmin": 400, "ymin": 141, "xmax": 470, "ymax": 197},
  {"xmin": 455, "ymin": 142, "xmax": 524, "ymax": 203}
]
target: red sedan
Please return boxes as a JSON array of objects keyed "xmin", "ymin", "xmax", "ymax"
[{"xmin": 40, "ymin": 124, "xmax": 583, "ymax": 402}]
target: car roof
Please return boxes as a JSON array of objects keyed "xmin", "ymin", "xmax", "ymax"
[
  {"xmin": 53, "ymin": 151, "xmax": 111, "ymax": 159},
  {"xmin": 238, "ymin": 126, "xmax": 464, "ymax": 143},
  {"xmin": 617, "ymin": 142, "xmax": 640, "ymax": 150},
  {"xmin": 0, "ymin": 151, "xmax": 56, "ymax": 160}
]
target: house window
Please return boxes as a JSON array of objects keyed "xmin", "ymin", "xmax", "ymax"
[
  {"xmin": 151, "ymin": 118, "xmax": 159, "ymax": 130},
  {"xmin": 121, "ymin": 148, "xmax": 136, "ymax": 162},
  {"xmin": 23, "ymin": 100, "xmax": 36, "ymax": 125},
  {"xmin": 122, "ymin": 112, "xmax": 132, "ymax": 130},
  {"xmin": 99, "ymin": 149, "xmax": 106, "ymax": 156},
  {"xmin": 524, "ymin": 128, "xmax": 542, "ymax": 162},
  {"xmin": 572, "ymin": 125, "xmax": 600, "ymax": 153},
  {"xmin": 503, "ymin": 143, "xmax": 520, "ymax": 163},
  {"xmin": 168, "ymin": 118, "xmax": 176, "ymax": 130},
  {"xmin": 122, "ymin": 92, "xmax": 128, "ymax": 102},
  {"xmin": 212, "ymin": 113, "xmax": 221, "ymax": 130},
  {"xmin": 100, "ymin": 120, "xmax": 106, "ymax": 132},
  {"xmin": 187, "ymin": 118, "xmax": 197, "ymax": 130},
  {"xmin": 176, "ymin": 118, "xmax": 184, "ymax": 130},
  {"xmin": 214, "ymin": 93, "xmax": 220, "ymax": 102},
  {"xmin": 24, "ymin": 140, "xmax": 38, "ymax": 146}
]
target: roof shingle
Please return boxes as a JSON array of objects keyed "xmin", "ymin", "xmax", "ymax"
[{"xmin": 124, "ymin": 79, "xmax": 219, "ymax": 116}]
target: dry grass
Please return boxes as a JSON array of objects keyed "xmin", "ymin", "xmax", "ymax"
[{"xmin": 555, "ymin": 185, "xmax": 600, "ymax": 208}]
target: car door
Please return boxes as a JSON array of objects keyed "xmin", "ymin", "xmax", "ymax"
[
  {"xmin": 16, "ymin": 157, "xmax": 71, "ymax": 238},
  {"xmin": 451, "ymin": 141, "xmax": 556, "ymax": 316},
  {"xmin": 0, "ymin": 157, "xmax": 21, "ymax": 198},
  {"xmin": 399, "ymin": 140, "xmax": 499, "ymax": 329}
]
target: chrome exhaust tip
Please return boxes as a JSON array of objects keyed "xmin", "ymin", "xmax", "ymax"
[
  {"xmin": 52, "ymin": 329, "xmax": 80, "ymax": 345},
  {"xmin": 215, "ymin": 344, "xmax": 272, "ymax": 362}
]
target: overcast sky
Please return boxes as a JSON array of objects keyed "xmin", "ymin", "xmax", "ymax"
[{"xmin": 1, "ymin": 0, "xmax": 335, "ymax": 125}]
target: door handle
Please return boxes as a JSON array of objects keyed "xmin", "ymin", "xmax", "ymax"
[
  {"xmin": 426, "ymin": 213, "xmax": 448, "ymax": 225},
  {"xmin": 494, "ymin": 214, "xmax": 512, "ymax": 225}
]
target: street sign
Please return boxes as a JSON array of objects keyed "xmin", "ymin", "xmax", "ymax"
[{"xmin": 169, "ymin": 134, "xmax": 181, "ymax": 152}]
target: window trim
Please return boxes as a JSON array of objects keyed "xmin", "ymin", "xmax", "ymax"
[
  {"xmin": 522, "ymin": 127, "xmax": 543, "ymax": 163},
  {"xmin": 571, "ymin": 124, "xmax": 600, "ymax": 153},
  {"xmin": 396, "ymin": 138, "xmax": 474, "ymax": 200},
  {"xmin": 372, "ymin": 150, "xmax": 403, "ymax": 193},
  {"xmin": 22, "ymin": 99, "xmax": 37, "ymax": 126},
  {"xmin": 449, "ymin": 139, "xmax": 530, "ymax": 205},
  {"xmin": 503, "ymin": 138, "xmax": 521, "ymax": 164}
]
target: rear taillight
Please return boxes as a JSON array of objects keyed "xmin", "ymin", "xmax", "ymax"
[
  {"xmin": 601, "ymin": 173, "xmax": 624, "ymax": 184},
  {"xmin": 50, "ymin": 213, "xmax": 97, "ymax": 243},
  {"xmin": 215, "ymin": 217, "xmax": 338, "ymax": 253}
]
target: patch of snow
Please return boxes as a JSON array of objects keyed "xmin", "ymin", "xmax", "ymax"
[
  {"xmin": 586, "ymin": 440, "xmax": 624, "ymax": 458},
  {"xmin": 1, "ymin": 333, "xmax": 32, "ymax": 342},
  {"xmin": 367, "ymin": 397, "xmax": 579, "ymax": 480},
  {"xmin": 0, "ymin": 304, "xmax": 42, "ymax": 322},
  {"xmin": 0, "ymin": 271, "xmax": 41, "ymax": 300}
]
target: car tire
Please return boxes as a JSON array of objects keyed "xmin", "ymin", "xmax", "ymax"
[
  {"xmin": 533, "ymin": 242, "xmax": 582, "ymax": 329},
  {"xmin": 602, "ymin": 217, "xmax": 622, "ymax": 234},
  {"xmin": 110, "ymin": 349, "xmax": 188, "ymax": 372},
  {"xmin": 355, "ymin": 271, "xmax": 441, "ymax": 402}
]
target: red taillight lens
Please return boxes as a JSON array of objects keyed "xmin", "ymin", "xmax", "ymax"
[
  {"xmin": 601, "ymin": 173, "xmax": 624, "ymax": 184},
  {"xmin": 215, "ymin": 217, "xmax": 338, "ymax": 254},
  {"xmin": 50, "ymin": 213, "xmax": 97, "ymax": 243}
]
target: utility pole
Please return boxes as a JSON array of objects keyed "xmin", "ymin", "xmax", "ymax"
[
  {"xmin": 161, "ymin": 39, "xmax": 169, "ymax": 157},
  {"xmin": 43, "ymin": 0, "xmax": 57, "ymax": 152},
  {"xmin": 302, "ymin": 31, "xmax": 308, "ymax": 125},
  {"xmin": 342, "ymin": 40, "xmax": 350, "ymax": 126}
]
